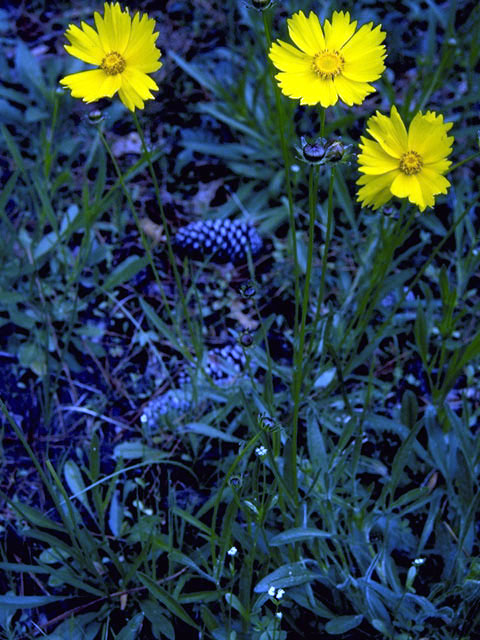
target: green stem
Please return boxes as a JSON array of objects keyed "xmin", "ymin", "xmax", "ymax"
[
  {"xmin": 319, "ymin": 106, "xmax": 325, "ymax": 138},
  {"xmin": 96, "ymin": 126, "xmax": 191, "ymax": 362},
  {"xmin": 263, "ymin": 9, "xmax": 300, "ymax": 338},
  {"xmin": 306, "ymin": 165, "xmax": 336, "ymax": 359},
  {"xmin": 450, "ymin": 151, "xmax": 480, "ymax": 172},
  {"xmin": 416, "ymin": 45, "xmax": 450, "ymax": 113},
  {"xmin": 131, "ymin": 112, "xmax": 198, "ymax": 359},
  {"xmin": 350, "ymin": 200, "xmax": 477, "ymax": 375},
  {"xmin": 291, "ymin": 165, "xmax": 319, "ymax": 504}
]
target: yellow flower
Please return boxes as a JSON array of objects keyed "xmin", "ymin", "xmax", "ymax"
[
  {"xmin": 59, "ymin": 2, "xmax": 162, "ymax": 111},
  {"xmin": 357, "ymin": 106, "xmax": 454, "ymax": 211},
  {"xmin": 268, "ymin": 10, "xmax": 386, "ymax": 108}
]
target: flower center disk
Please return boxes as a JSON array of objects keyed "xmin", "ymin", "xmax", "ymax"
[
  {"xmin": 101, "ymin": 51, "xmax": 126, "ymax": 76},
  {"xmin": 399, "ymin": 150, "xmax": 423, "ymax": 175},
  {"xmin": 312, "ymin": 50, "xmax": 345, "ymax": 80}
]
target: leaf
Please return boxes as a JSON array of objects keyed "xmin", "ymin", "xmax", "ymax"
[
  {"xmin": 225, "ymin": 593, "xmax": 248, "ymax": 620},
  {"xmin": 15, "ymin": 41, "xmax": 45, "ymax": 91},
  {"xmin": 325, "ymin": 615, "xmax": 364, "ymax": 634},
  {"xmin": 103, "ymin": 255, "xmax": 149, "ymax": 291},
  {"xmin": 115, "ymin": 613, "xmax": 144, "ymax": 640},
  {"xmin": 137, "ymin": 573, "xmax": 199, "ymax": 630},
  {"xmin": 0, "ymin": 98, "xmax": 24, "ymax": 125},
  {"xmin": 0, "ymin": 594, "xmax": 69, "ymax": 609},
  {"xmin": 180, "ymin": 422, "xmax": 241, "ymax": 443},
  {"xmin": 8, "ymin": 501, "xmax": 65, "ymax": 532},
  {"xmin": 400, "ymin": 389, "xmax": 418, "ymax": 430},
  {"xmin": 269, "ymin": 527, "xmax": 332, "ymax": 546},
  {"xmin": 414, "ymin": 303, "xmax": 428, "ymax": 364},
  {"xmin": 169, "ymin": 550, "xmax": 216, "ymax": 583},
  {"xmin": 113, "ymin": 441, "xmax": 168, "ymax": 461},
  {"xmin": 306, "ymin": 415, "xmax": 326, "ymax": 466},
  {"xmin": 108, "ymin": 491, "xmax": 123, "ymax": 537},
  {"xmin": 142, "ymin": 600, "xmax": 175, "ymax": 640},
  {"xmin": 0, "ymin": 562, "xmax": 49, "ymax": 574},
  {"xmin": 168, "ymin": 50, "xmax": 217, "ymax": 93},
  {"xmin": 64, "ymin": 460, "xmax": 90, "ymax": 512},
  {"xmin": 313, "ymin": 368, "xmax": 336, "ymax": 389},
  {"xmin": 171, "ymin": 508, "xmax": 217, "ymax": 540},
  {"xmin": 254, "ymin": 561, "xmax": 319, "ymax": 592},
  {"xmin": 139, "ymin": 298, "xmax": 183, "ymax": 352}
]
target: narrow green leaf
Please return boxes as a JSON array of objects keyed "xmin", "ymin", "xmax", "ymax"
[
  {"xmin": 180, "ymin": 422, "xmax": 240, "ymax": 443},
  {"xmin": 414, "ymin": 303, "xmax": 428, "ymax": 363},
  {"xmin": 103, "ymin": 255, "xmax": 149, "ymax": 291},
  {"xmin": 139, "ymin": 298, "xmax": 183, "ymax": 352},
  {"xmin": 113, "ymin": 440, "xmax": 168, "ymax": 461},
  {"xmin": 269, "ymin": 527, "xmax": 332, "ymax": 546},
  {"xmin": 64, "ymin": 460, "xmax": 90, "ymax": 512},
  {"xmin": 169, "ymin": 550, "xmax": 216, "ymax": 583},
  {"xmin": 400, "ymin": 390, "xmax": 418, "ymax": 430},
  {"xmin": 0, "ymin": 594, "xmax": 70, "ymax": 609},
  {"xmin": 254, "ymin": 561, "xmax": 319, "ymax": 592},
  {"xmin": 115, "ymin": 613, "xmax": 144, "ymax": 640},
  {"xmin": 325, "ymin": 615, "xmax": 364, "ymax": 634},
  {"xmin": 171, "ymin": 507, "xmax": 217, "ymax": 540},
  {"xmin": 225, "ymin": 593, "xmax": 248, "ymax": 621},
  {"xmin": 0, "ymin": 562, "xmax": 49, "ymax": 574},
  {"xmin": 137, "ymin": 572, "xmax": 199, "ymax": 630},
  {"xmin": 8, "ymin": 501, "xmax": 65, "ymax": 532},
  {"xmin": 108, "ymin": 491, "xmax": 123, "ymax": 537}
]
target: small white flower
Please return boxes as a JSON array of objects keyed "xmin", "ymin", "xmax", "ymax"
[
  {"xmin": 268, "ymin": 586, "xmax": 276, "ymax": 597},
  {"xmin": 276, "ymin": 612, "xmax": 283, "ymax": 619},
  {"xmin": 276, "ymin": 588, "xmax": 285, "ymax": 599},
  {"xmin": 255, "ymin": 445, "xmax": 268, "ymax": 457},
  {"xmin": 413, "ymin": 557, "xmax": 426, "ymax": 566},
  {"xmin": 227, "ymin": 546, "xmax": 238, "ymax": 557},
  {"xmin": 140, "ymin": 414, "xmax": 147, "ymax": 423}
]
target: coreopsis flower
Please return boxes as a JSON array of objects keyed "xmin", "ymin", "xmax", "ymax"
[
  {"xmin": 60, "ymin": 3, "xmax": 162, "ymax": 111},
  {"xmin": 268, "ymin": 10, "xmax": 386, "ymax": 108},
  {"xmin": 357, "ymin": 105, "xmax": 454, "ymax": 211}
]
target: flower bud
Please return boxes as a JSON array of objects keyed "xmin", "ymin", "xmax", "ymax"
[
  {"xmin": 300, "ymin": 136, "xmax": 326, "ymax": 164},
  {"xmin": 87, "ymin": 109, "xmax": 104, "ymax": 125},
  {"xmin": 250, "ymin": 0, "xmax": 274, "ymax": 9},
  {"xmin": 239, "ymin": 280, "xmax": 256, "ymax": 298},
  {"xmin": 324, "ymin": 139, "xmax": 346, "ymax": 163},
  {"xmin": 258, "ymin": 413, "xmax": 281, "ymax": 433},
  {"xmin": 228, "ymin": 475, "xmax": 243, "ymax": 489},
  {"xmin": 239, "ymin": 331, "xmax": 254, "ymax": 347}
]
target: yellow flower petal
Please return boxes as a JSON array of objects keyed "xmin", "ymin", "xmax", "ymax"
[
  {"xmin": 269, "ymin": 41, "xmax": 311, "ymax": 73},
  {"xmin": 60, "ymin": 69, "xmax": 122, "ymax": 103},
  {"xmin": 342, "ymin": 24, "xmax": 386, "ymax": 82},
  {"xmin": 124, "ymin": 11, "xmax": 159, "ymax": 64},
  {"xmin": 367, "ymin": 106, "xmax": 408, "ymax": 158},
  {"xmin": 93, "ymin": 6, "xmax": 113, "ymax": 52},
  {"xmin": 357, "ymin": 171, "xmax": 397, "ymax": 209},
  {"xmin": 333, "ymin": 75, "xmax": 375, "ymax": 107},
  {"xmin": 64, "ymin": 22, "xmax": 105, "ymax": 65},
  {"xmin": 358, "ymin": 138, "xmax": 401, "ymax": 174},
  {"xmin": 287, "ymin": 11, "xmax": 324, "ymax": 55},
  {"xmin": 270, "ymin": 10, "xmax": 385, "ymax": 108},
  {"xmin": 408, "ymin": 112, "xmax": 454, "ymax": 163},
  {"xmin": 324, "ymin": 11, "xmax": 357, "ymax": 51},
  {"xmin": 357, "ymin": 106, "xmax": 453, "ymax": 211},
  {"xmin": 390, "ymin": 173, "xmax": 427, "ymax": 210},
  {"xmin": 342, "ymin": 22, "xmax": 386, "ymax": 57},
  {"xmin": 59, "ymin": 2, "xmax": 162, "ymax": 111},
  {"xmin": 103, "ymin": 1, "xmax": 131, "ymax": 54}
]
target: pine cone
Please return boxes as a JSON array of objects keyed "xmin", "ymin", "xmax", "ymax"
[
  {"xmin": 173, "ymin": 219, "xmax": 263, "ymax": 265},
  {"xmin": 141, "ymin": 343, "xmax": 247, "ymax": 425}
]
